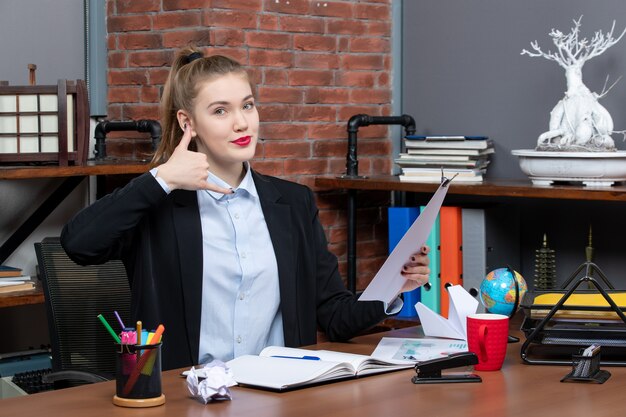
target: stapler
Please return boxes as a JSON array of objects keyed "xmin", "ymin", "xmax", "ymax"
[{"xmin": 412, "ymin": 352, "xmax": 482, "ymax": 384}]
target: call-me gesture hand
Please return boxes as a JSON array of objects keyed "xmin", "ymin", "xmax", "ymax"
[{"xmin": 156, "ymin": 124, "xmax": 233, "ymax": 194}]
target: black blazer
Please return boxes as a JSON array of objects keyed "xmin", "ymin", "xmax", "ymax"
[{"xmin": 61, "ymin": 170, "xmax": 387, "ymax": 370}]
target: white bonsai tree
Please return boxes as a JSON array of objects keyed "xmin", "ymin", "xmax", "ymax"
[{"xmin": 521, "ymin": 17, "xmax": 626, "ymax": 151}]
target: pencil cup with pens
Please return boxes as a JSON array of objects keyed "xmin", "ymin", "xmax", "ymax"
[
  {"xmin": 97, "ymin": 313, "xmax": 166, "ymax": 407},
  {"xmin": 561, "ymin": 344, "xmax": 611, "ymax": 384}
]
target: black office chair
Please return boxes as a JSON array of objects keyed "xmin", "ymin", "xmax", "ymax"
[{"xmin": 35, "ymin": 237, "xmax": 131, "ymax": 387}]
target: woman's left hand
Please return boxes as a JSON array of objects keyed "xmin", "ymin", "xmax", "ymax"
[{"xmin": 400, "ymin": 245, "xmax": 430, "ymax": 292}]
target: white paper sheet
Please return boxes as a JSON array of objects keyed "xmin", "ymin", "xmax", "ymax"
[
  {"xmin": 359, "ymin": 181, "xmax": 450, "ymax": 305},
  {"xmin": 371, "ymin": 337, "xmax": 469, "ymax": 362},
  {"xmin": 414, "ymin": 285, "xmax": 478, "ymax": 340}
]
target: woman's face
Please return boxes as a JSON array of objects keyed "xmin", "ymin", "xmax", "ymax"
[{"xmin": 188, "ymin": 72, "xmax": 259, "ymax": 175}]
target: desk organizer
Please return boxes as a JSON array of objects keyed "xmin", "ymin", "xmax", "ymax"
[
  {"xmin": 520, "ymin": 261, "xmax": 626, "ymax": 366},
  {"xmin": 561, "ymin": 348, "xmax": 611, "ymax": 383}
]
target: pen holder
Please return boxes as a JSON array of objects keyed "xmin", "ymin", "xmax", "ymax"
[
  {"xmin": 561, "ymin": 348, "xmax": 611, "ymax": 384},
  {"xmin": 113, "ymin": 343, "xmax": 166, "ymax": 407}
]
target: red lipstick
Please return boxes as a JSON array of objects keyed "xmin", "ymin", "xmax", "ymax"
[{"xmin": 232, "ymin": 136, "xmax": 252, "ymax": 146}]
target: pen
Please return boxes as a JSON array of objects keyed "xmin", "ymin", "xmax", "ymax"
[
  {"xmin": 136, "ymin": 321, "xmax": 142, "ymax": 346},
  {"xmin": 114, "ymin": 310, "xmax": 126, "ymax": 330},
  {"xmin": 97, "ymin": 314, "xmax": 121, "ymax": 344},
  {"xmin": 271, "ymin": 355, "xmax": 321, "ymax": 361}
]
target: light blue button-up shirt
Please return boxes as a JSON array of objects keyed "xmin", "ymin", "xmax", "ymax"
[{"xmin": 196, "ymin": 165, "xmax": 284, "ymax": 363}]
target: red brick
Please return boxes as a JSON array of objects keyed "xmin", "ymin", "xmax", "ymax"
[
  {"xmin": 116, "ymin": 0, "xmax": 160, "ymax": 14},
  {"xmin": 313, "ymin": 140, "xmax": 345, "ymax": 157},
  {"xmin": 377, "ymin": 72, "xmax": 390, "ymax": 87},
  {"xmin": 359, "ymin": 140, "xmax": 391, "ymax": 155},
  {"xmin": 118, "ymin": 33, "xmax": 163, "ymax": 50},
  {"xmin": 356, "ymin": 124, "xmax": 388, "ymax": 139},
  {"xmin": 293, "ymin": 34, "xmax": 336, "ymax": 52},
  {"xmin": 371, "ymin": 157, "xmax": 391, "ymax": 174},
  {"xmin": 108, "ymin": 15, "xmax": 152, "ymax": 32},
  {"xmin": 108, "ymin": 69, "xmax": 148, "ymax": 85},
  {"xmin": 279, "ymin": 16, "xmax": 324, "ymax": 33},
  {"xmin": 338, "ymin": 37, "xmax": 349, "ymax": 53},
  {"xmin": 245, "ymin": 32, "xmax": 291, "ymax": 49},
  {"xmin": 122, "ymin": 104, "xmax": 160, "ymax": 120},
  {"xmin": 329, "ymin": 158, "xmax": 348, "ymax": 174},
  {"xmin": 305, "ymin": 88, "xmax": 350, "ymax": 104},
  {"xmin": 263, "ymin": 141, "xmax": 311, "ymax": 158},
  {"xmin": 336, "ymin": 71, "xmax": 376, "ymax": 87},
  {"xmin": 108, "ymin": 86, "xmax": 140, "ymax": 103},
  {"xmin": 162, "ymin": 29, "xmax": 211, "ymax": 48},
  {"xmin": 204, "ymin": 48, "xmax": 248, "ymax": 64},
  {"xmin": 308, "ymin": 123, "xmax": 345, "ymax": 140},
  {"xmin": 163, "ymin": 0, "xmax": 206, "ymax": 10},
  {"xmin": 258, "ymin": 104, "xmax": 293, "ymax": 122},
  {"xmin": 292, "ymin": 106, "xmax": 336, "ymax": 122},
  {"xmin": 308, "ymin": 1, "xmax": 353, "ymax": 18},
  {"xmin": 327, "ymin": 20, "xmax": 367, "ymax": 35},
  {"xmin": 261, "ymin": 123, "xmax": 308, "ymax": 140},
  {"xmin": 289, "ymin": 70, "xmax": 333, "ymax": 86},
  {"xmin": 148, "ymin": 69, "xmax": 170, "ymax": 85},
  {"xmin": 284, "ymin": 158, "xmax": 328, "ymax": 175},
  {"xmin": 354, "ymin": 3, "xmax": 390, "ymax": 20},
  {"xmin": 350, "ymin": 88, "xmax": 390, "ymax": 104},
  {"xmin": 108, "ymin": 52, "xmax": 127, "ymax": 69},
  {"xmin": 340, "ymin": 55, "xmax": 384, "ymax": 70},
  {"xmin": 258, "ymin": 87, "xmax": 302, "ymax": 104},
  {"xmin": 141, "ymin": 86, "xmax": 161, "ymax": 103},
  {"xmin": 338, "ymin": 106, "xmax": 382, "ymax": 121},
  {"xmin": 207, "ymin": 29, "xmax": 244, "ymax": 47},
  {"xmin": 264, "ymin": 0, "xmax": 309, "ymax": 14},
  {"xmin": 263, "ymin": 69, "xmax": 288, "ymax": 85},
  {"xmin": 357, "ymin": 240, "xmax": 388, "ymax": 258},
  {"xmin": 295, "ymin": 53, "xmax": 339, "ymax": 70},
  {"xmin": 108, "ymin": 35, "xmax": 117, "ymax": 50},
  {"xmin": 350, "ymin": 37, "xmax": 390, "ymax": 53},
  {"xmin": 153, "ymin": 12, "xmax": 201, "ymax": 29},
  {"xmin": 249, "ymin": 159, "xmax": 284, "ymax": 176},
  {"xmin": 319, "ymin": 209, "xmax": 339, "ymax": 227},
  {"xmin": 211, "ymin": 0, "xmax": 261, "ymax": 10},
  {"xmin": 203, "ymin": 10, "xmax": 257, "ymax": 29},
  {"xmin": 249, "ymin": 50, "xmax": 293, "ymax": 67},
  {"xmin": 259, "ymin": 14, "xmax": 279, "ymax": 30},
  {"xmin": 367, "ymin": 21, "xmax": 391, "ymax": 37},
  {"xmin": 106, "ymin": 105, "xmax": 122, "ymax": 120},
  {"xmin": 129, "ymin": 50, "xmax": 173, "ymax": 67}
]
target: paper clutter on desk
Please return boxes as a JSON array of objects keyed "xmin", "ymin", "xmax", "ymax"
[
  {"xmin": 186, "ymin": 361, "xmax": 237, "ymax": 404},
  {"xmin": 415, "ymin": 285, "xmax": 478, "ymax": 340}
]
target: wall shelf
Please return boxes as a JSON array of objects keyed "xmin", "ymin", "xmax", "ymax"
[{"xmin": 0, "ymin": 160, "xmax": 149, "ymax": 180}]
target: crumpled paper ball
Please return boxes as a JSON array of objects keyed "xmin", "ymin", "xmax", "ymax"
[{"xmin": 186, "ymin": 360, "xmax": 237, "ymax": 404}]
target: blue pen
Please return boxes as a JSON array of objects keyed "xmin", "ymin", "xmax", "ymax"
[{"xmin": 271, "ymin": 355, "xmax": 321, "ymax": 361}]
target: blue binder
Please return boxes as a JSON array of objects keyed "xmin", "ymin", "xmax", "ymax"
[
  {"xmin": 388, "ymin": 207, "xmax": 420, "ymax": 317},
  {"xmin": 420, "ymin": 206, "xmax": 440, "ymax": 314}
]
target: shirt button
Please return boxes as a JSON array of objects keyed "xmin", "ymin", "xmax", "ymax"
[
  {"xmin": 241, "ymin": 252, "xmax": 247, "ymax": 259},
  {"xmin": 236, "ymin": 336, "xmax": 242, "ymax": 344},
  {"xmin": 234, "ymin": 213, "xmax": 240, "ymax": 219},
  {"xmin": 239, "ymin": 293, "xmax": 245, "ymax": 300}
]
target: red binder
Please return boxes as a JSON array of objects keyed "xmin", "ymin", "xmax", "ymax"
[{"xmin": 439, "ymin": 206, "xmax": 463, "ymax": 318}]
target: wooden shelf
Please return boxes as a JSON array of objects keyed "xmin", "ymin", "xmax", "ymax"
[
  {"xmin": 0, "ymin": 283, "xmax": 44, "ymax": 309},
  {"xmin": 0, "ymin": 160, "xmax": 150, "ymax": 180},
  {"xmin": 315, "ymin": 175, "xmax": 626, "ymax": 202}
]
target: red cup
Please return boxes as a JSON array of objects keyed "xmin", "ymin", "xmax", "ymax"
[{"xmin": 466, "ymin": 313, "xmax": 509, "ymax": 371}]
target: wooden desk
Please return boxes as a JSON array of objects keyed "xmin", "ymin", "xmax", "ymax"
[{"xmin": 1, "ymin": 327, "xmax": 624, "ymax": 417}]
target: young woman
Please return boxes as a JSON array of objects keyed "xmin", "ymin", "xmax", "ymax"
[{"xmin": 61, "ymin": 47, "xmax": 430, "ymax": 370}]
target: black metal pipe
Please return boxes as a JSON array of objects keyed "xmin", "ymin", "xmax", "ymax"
[
  {"xmin": 345, "ymin": 114, "xmax": 416, "ymax": 178},
  {"xmin": 94, "ymin": 120, "xmax": 162, "ymax": 159},
  {"xmin": 343, "ymin": 114, "xmax": 416, "ymax": 294}
]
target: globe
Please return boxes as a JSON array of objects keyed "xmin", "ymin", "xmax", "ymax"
[{"xmin": 480, "ymin": 268, "xmax": 528, "ymax": 316}]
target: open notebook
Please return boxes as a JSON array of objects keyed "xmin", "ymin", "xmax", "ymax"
[{"xmin": 226, "ymin": 346, "xmax": 413, "ymax": 390}]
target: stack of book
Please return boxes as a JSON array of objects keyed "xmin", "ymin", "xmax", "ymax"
[
  {"xmin": 0, "ymin": 265, "xmax": 35, "ymax": 294},
  {"xmin": 395, "ymin": 135, "xmax": 494, "ymax": 183}
]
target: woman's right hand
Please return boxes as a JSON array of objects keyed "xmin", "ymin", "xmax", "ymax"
[{"xmin": 155, "ymin": 124, "xmax": 233, "ymax": 194}]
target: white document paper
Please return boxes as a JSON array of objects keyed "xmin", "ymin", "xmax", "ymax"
[
  {"xmin": 359, "ymin": 181, "xmax": 450, "ymax": 305},
  {"xmin": 414, "ymin": 285, "xmax": 478, "ymax": 340},
  {"xmin": 371, "ymin": 337, "xmax": 469, "ymax": 363}
]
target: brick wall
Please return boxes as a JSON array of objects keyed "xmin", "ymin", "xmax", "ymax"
[{"xmin": 106, "ymin": 0, "xmax": 394, "ymax": 289}]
